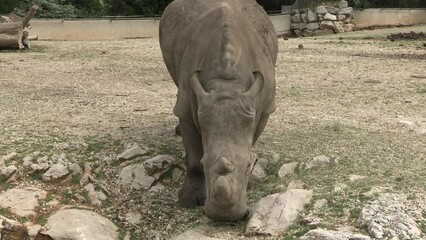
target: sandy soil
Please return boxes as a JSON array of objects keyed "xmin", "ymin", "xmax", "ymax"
[{"xmin": 0, "ymin": 25, "xmax": 425, "ymax": 239}]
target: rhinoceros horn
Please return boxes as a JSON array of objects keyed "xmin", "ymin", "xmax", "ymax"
[
  {"xmin": 245, "ymin": 72, "xmax": 264, "ymax": 98},
  {"xmin": 215, "ymin": 157, "xmax": 236, "ymax": 175},
  {"xmin": 190, "ymin": 71, "xmax": 208, "ymax": 101}
]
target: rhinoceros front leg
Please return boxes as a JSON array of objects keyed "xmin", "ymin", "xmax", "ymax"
[{"xmin": 178, "ymin": 119, "xmax": 206, "ymax": 207}]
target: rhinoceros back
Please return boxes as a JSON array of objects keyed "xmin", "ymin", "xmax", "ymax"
[{"xmin": 159, "ymin": 0, "xmax": 278, "ymax": 86}]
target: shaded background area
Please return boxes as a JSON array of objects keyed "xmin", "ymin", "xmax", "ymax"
[{"xmin": 1, "ymin": 0, "xmax": 425, "ymax": 18}]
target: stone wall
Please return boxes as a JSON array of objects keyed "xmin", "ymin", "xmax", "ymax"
[{"xmin": 291, "ymin": 0, "xmax": 355, "ymax": 37}]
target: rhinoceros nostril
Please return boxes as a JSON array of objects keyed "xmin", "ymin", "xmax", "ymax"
[{"xmin": 214, "ymin": 157, "xmax": 235, "ymax": 175}]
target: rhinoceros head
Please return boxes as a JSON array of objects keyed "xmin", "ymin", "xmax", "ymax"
[{"xmin": 190, "ymin": 71, "xmax": 263, "ymax": 221}]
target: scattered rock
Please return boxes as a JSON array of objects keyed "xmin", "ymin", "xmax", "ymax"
[
  {"xmin": 22, "ymin": 155, "xmax": 34, "ymax": 167},
  {"xmin": 0, "ymin": 187, "xmax": 47, "ymax": 217},
  {"xmin": 80, "ymin": 162, "xmax": 93, "ymax": 185},
  {"xmin": 333, "ymin": 183, "xmax": 348, "ymax": 192},
  {"xmin": 30, "ymin": 156, "xmax": 51, "ymax": 173},
  {"xmin": 69, "ymin": 163, "xmax": 83, "ymax": 174},
  {"xmin": 339, "ymin": 7, "xmax": 354, "ymax": 15},
  {"xmin": 307, "ymin": 10, "xmax": 317, "ymax": 22},
  {"xmin": 125, "ymin": 212, "xmax": 142, "ymax": 226},
  {"xmin": 119, "ymin": 163, "xmax": 155, "ymax": 190},
  {"xmin": 38, "ymin": 209, "xmax": 118, "ymax": 240},
  {"xmin": 305, "ymin": 155, "xmax": 331, "ymax": 169},
  {"xmin": 250, "ymin": 157, "xmax": 267, "ymax": 180},
  {"xmin": 307, "ymin": 22, "xmax": 320, "ymax": 31},
  {"xmin": 298, "ymin": 44, "xmax": 304, "ymax": 49},
  {"xmin": 172, "ymin": 227, "xmax": 219, "ymax": 240},
  {"xmin": 348, "ymin": 174, "xmax": 366, "ymax": 182},
  {"xmin": 324, "ymin": 13, "xmax": 337, "ymax": 21},
  {"xmin": 333, "ymin": 21, "xmax": 345, "ymax": 33},
  {"xmin": 0, "ymin": 165, "xmax": 17, "ymax": 179},
  {"xmin": 343, "ymin": 23, "xmax": 355, "ymax": 32},
  {"xmin": 302, "ymin": 215, "xmax": 323, "ymax": 226},
  {"xmin": 26, "ymin": 223, "xmax": 41, "ymax": 238},
  {"xmin": 143, "ymin": 155, "xmax": 175, "ymax": 178},
  {"xmin": 84, "ymin": 183, "xmax": 107, "ymax": 205},
  {"xmin": 117, "ymin": 144, "xmax": 148, "ymax": 161},
  {"xmin": 300, "ymin": 228, "xmax": 371, "ymax": 240},
  {"xmin": 316, "ymin": 6, "xmax": 328, "ymax": 14},
  {"xmin": 0, "ymin": 152, "xmax": 17, "ymax": 164},
  {"xmin": 286, "ymin": 179, "xmax": 306, "ymax": 190},
  {"xmin": 246, "ymin": 189, "xmax": 313, "ymax": 236},
  {"xmin": 313, "ymin": 198, "xmax": 328, "ymax": 211},
  {"xmin": 278, "ymin": 162, "xmax": 298, "ymax": 178},
  {"xmin": 0, "ymin": 216, "xmax": 31, "ymax": 240},
  {"xmin": 356, "ymin": 193, "xmax": 424, "ymax": 239},
  {"xmin": 172, "ymin": 168, "xmax": 183, "ymax": 182},
  {"xmin": 42, "ymin": 163, "xmax": 69, "ymax": 181},
  {"xmin": 339, "ymin": 0, "xmax": 349, "ymax": 8},
  {"xmin": 362, "ymin": 186, "xmax": 390, "ymax": 197}
]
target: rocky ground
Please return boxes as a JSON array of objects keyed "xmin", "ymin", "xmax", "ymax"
[{"xmin": 0, "ymin": 25, "xmax": 425, "ymax": 239}]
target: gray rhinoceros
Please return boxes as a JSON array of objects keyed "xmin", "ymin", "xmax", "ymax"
[{"xmin": 159, "ymin": 0, "xmax": 277, "ymax": 221}]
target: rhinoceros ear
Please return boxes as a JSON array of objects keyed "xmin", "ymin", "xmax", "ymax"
[
  {"xmin": 190, "ymin": 71, "xmax": 208, "ymax": 101},
  {"xmin": 245, "ymin": 72, "xmax": 264, "ymax": 98}
]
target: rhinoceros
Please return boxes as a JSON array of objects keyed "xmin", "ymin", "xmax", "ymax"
[{"xmin": 159, "ymin": 0, "xmax": 277, "ymax": 221}]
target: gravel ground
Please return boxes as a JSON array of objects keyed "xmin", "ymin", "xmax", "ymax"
[{"xmin": 0, "ymin": 25, "xmax": 425, "ymax": 239}]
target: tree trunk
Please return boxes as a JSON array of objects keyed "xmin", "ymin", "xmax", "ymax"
[
  {"xmin": 0, "ymin": 22, "xmax": 24, "ymax": 49},
  {"xmin": 0, "ymin": 5, "xmax": 38, "ymax": 49}
]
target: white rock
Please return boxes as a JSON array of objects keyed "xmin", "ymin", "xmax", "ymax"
[
  {"xmin": 343, "ymin": 23, "xmax": 355, "ymax": 32},
  {"xmin": 1, "ymin": 216, "xmax": 31, "ymax": 239},
  {"xmin": 172, "ymin": 168, "xmax": 183, "ymax": 182},
  {"xmin": 307, "ymin": 22, "xmax": 320, "ymax": 31},
  {"xmin": 313, "ymin": 198, "xmax": 328, "ymax": 211},
  {"xmin": 42, "ymin": 163, "xmax": 69, "ymax": 181},
  {"xmin": 287, "ymin": 179, "xmax": 305, "ymax": 190},
  {"xmin": 0, "ymin": 187, "xmax": 47, "ymax": 216},
  {"xmin": 278, "ymin": 162, "xmax": 298, "ymax": 178},
  {"xmin": 172, "ymin": 227, "xmax": 219, "ymax": 240},
  {"xmin": 340, "ymin": 7, "xmax": 353, "ymax": 15},
  {"xmin": 307, "ymin": 10, "xmax": 317, "ymax": 22},
  {"xmin": 316, "ymin": 6, "xmax": 328, "ymax": 14},
  {"xmin": 333, "ymin": 183, "xmax": 348, "ymax": 192},
  {"xmin": 22, "ymin": 155, "xmax": 34, "ymax": 166},
  {"xmin": 119, "ymin": 163, "xmax": 155, "ymax": 190},
  {"xmin": 327, "ymin": 7, "xmax": 338, "ymax": 14},
  {"xmin": 117, "ymin": 144, "xmax": 147, "ymax": 161},
  {"xmin": 251, "ymin": 160, "xmax": 267, "ymax": 180},
  {"xmin": 291, "ymin": 14, "xmax": 302, "ymax": 23},
  {"xmin": 339, "ymin": 0, "xmax": 349, "ymax": 8},
  {"xmin": 305, "ymin": 155, "xmax": 331, "ymax": 169},
  {"xmin": 246, "ymin": 189, "xmax": 313, "ymax": 236},
  {"xmin": 143, "ymin": 155, "xmax": 175, "ymax": 177},
  {"xmin": 334, "ymin": 21, "xmax": 345, "ymax": 33},
  {"xmin": 84, "ymin": 183, "xmax": 107, "ymax": 205},
  {"xmin": 26, "ymin": 223, "xmax": 42, "ymax": 237},
  {"xmin": 324, "ymin": 13, "xmax": 337, "ymax": 21},
  {"xmin": 300, "ymin": 228, "xmax": 371, "ymax": 240},
  {"xmin": 357, "ymin": 193, "xmax": 423, "ymax": 239},
  {"xmin": 0, "ymin": 152, "xmax": 17, "ymax": 164},
  {"xmin": 301, "ymin": 13, "xmax": 308, "ymax": 23},
  {"xmin": 125, "ymin": 212, "xmax": 142, "ymax": 226},
  {"xmin": 69, "ymin": 163, "xmax": 83, "ymax": 174},
  {"xmin": 1, "ymin": 165, "xmax": 17, "ymax": 179},
  {"xmin": 348, "ymin": 174, "xmax": 366, "ymax": 182},
  {"xmin": 39, "ymin": 209, "xmax": 118, "ymax": 239}
]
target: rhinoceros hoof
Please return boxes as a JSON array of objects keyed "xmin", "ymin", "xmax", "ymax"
[{"xmin": 178, "ymin": 178, "xmax": 206, "ymax": 208}]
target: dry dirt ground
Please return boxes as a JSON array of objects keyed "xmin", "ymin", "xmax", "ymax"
[{"xmin": 0, "ymin": 25, "xmax": 425, "ymax": 239}]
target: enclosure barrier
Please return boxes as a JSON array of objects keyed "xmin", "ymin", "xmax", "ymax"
[
  {"xmin": 30, "ymin": 14, "xmax": 291, "ymax": 40},
  {"xmin": 29, "ymin": 8, "xmax": 426, "ymax": 40},
  {"xmin": 353, "ymin": 8, "xmax": 426, "ymax": 29}
]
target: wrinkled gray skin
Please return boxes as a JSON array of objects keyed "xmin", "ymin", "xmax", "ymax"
[{"xmin": 159, "ymin": 0, "xmax": 277, "ymax": 221}]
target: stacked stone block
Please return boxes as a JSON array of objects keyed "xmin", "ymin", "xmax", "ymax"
[{"xmin": 290, "ymin": 0, "xmax": 355, "ymax": 37}]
